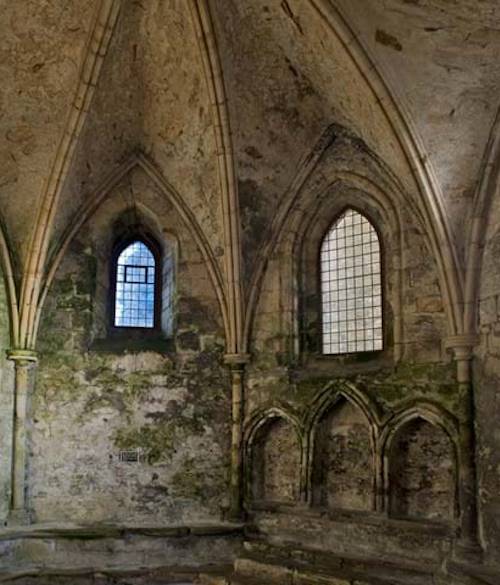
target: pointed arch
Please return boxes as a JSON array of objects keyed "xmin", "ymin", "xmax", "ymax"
[
  {"xmin": 306, "ymin": 381, "xmax": 380, "ymax": 511},
  {"xmin": 465, "ymin": 105, "xmax": 500, "ymax": 334},
  {"xmin": 244, "ymin": 406, "xmax": 303, "ymax": 448},
  {"xmin": 307, "ymin": 0, "xmax": 463, "ymax": 337},
  {"xmin": 381, "ymin": 402, "xmax": 460, "ymax": 452},
  {"xmin": 0, "ymin": 219, "xmax": 18, "ymax": 348},
  {"xmin": 19, "ymin": 0, "xmax": 122, "ymax": 350},
  {"xmin": 243, "ymin": 122, "xmax": 448, "ymax": 362},
  {"xmin": 243, "ymin": 125, "xmax": 339, "ymax": 354},
  {"xmin": 381, "ymin": 403, "xmax": 459, "ymax": 522},
  {"xmin": 306, "ymin": 380, "xmax": 382, "ymax": 434},
  {"xmin": 244, "ymin": 407, "xmax": 303, "ymax": 505},
  {"xmin": 112, "ymin": 238, "xmax": 159, "ymax": 329},
  {"xmin": 320, "ymin": 207, "xmax": 383, "ymax": 355},
  {"xmin": 32, "ymin": 153, "xmax": 229, "ymax": 347}
]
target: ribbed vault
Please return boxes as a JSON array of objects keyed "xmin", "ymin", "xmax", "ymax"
[{"xmin": 1, "ymin": 0, "xmax": 499, "ymax": 347}]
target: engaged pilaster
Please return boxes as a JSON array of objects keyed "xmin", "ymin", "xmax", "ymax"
[
  {"xmin": 446, "ymin": 335, "xmax": 482, "ymax": 562},
  {"xmin": 6, "ymin": 349, "xmax": 37, "ymax": 526},
  {"xmin": 224, "ymin": 352, "xmax": 250, "ymax": 521}
]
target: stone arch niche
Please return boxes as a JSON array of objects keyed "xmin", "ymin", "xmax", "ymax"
[
  {"xmin": 311, "ymin": 397, "xmax": 374, "ymax": 511},
  {"xmin": 250, "ymin": 415, "xmax": 301, "ymax": 504},
  {"xmin": 388, "ymin": 417, "xmax": 456, "ymax": 522}
]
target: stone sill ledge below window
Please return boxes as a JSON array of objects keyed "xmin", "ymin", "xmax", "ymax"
[{"xmin": 90, "ymin": 329, "xmax": 174, "ymax": 354}]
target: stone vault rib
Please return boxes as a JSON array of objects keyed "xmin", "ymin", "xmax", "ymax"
[
  {"xmin": 309, "ymin": 0, "xmax": 464, "ymax": 338},
  {"xmin": 18, "ymin": 0, "xmax": 122, "ymax": 351}
]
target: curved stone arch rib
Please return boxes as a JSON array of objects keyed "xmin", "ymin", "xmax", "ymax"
[
  {"xmin": 244, "ymin": 406, "xmax": 303, "ymax": 448},
  {"xmin": 308, "ymin": 0, "xmax": 463, "ymax": 337},
  {"xmin": 32, "ymin": 153, "xmax": 229, "ymax": 348},
  {"xmin": 305, "ymin": 381, "xmax": 381, "ymax": 508},
  {"xmin": 380, "ymin": 402, "xmax": 460, "ymax": 519},
  {"xmin": 465, "ymin": 104, "xmax": 500, "ymax": 334},
  {"xmin": 243, "ymin": 124, "xmax": 338, "ymax": 353},
  {"xmin": 188, "ymin": 0, "xmax": 244, "ymax": 354},
  {"xmin": 19, "ymin": 0, "xmax": 122, "ymax": 350},
  {"xmin": 0, "ymin": 219, "xmax": 19, "ymax": 347},
  {"xmin": 243, "ymin": 123, "xmax": 448, "ymax": 358},
  {"xmin": 306, "ymin": 380, "xmax": 382, "ymax": 432},
  {"xmin": 381, "ymin": 402, "xmax": 460, "ymax": 451}
]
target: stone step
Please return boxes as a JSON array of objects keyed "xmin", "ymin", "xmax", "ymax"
[
  {"xmin": 234, "ymin": 557, "xmax": 385, "ymax": 585},
  {"xmin": 240, "ymin": 540, "xmax": 434, "ymax": 585}
]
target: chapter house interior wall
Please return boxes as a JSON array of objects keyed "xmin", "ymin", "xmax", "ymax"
[
  {"xmin": 0, "ymin": 1, "xmax": 499, "ymax": 583},
  {"xmin": 29, "ymin": 167, "xmax": 231, "ymax": 525}
]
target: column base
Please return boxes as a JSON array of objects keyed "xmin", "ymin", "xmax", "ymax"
[
  {"xmin": 6, "ymin": 508, "xmax": 31, "ymax": 527},
  {"xmin": 453, "ymin": 536, "xmax": 483, "ymax": 564}
]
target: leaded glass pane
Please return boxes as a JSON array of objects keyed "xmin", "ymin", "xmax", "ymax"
[
  {"xmin": 321, "ymin": 209, "xmax": 382, "ymax": 354},
  {"xmin": 114, "ymin": 241, "xmax": 155, "ymax": 328}
]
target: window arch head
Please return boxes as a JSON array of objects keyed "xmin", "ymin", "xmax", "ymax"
[
  {"xmin": 114, "ymin": 240, "xmax": 157, "ymax": 328},
  {"xmin": 320, "ymin": 208, "xmax": 382, "ymax": 355}
]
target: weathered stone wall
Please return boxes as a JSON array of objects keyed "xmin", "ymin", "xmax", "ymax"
[
  {"xmin": 388, "ymin": 418, "xmax": 456, "ymax": 522},
  {"xmin": 49, "ymin": 1, "xmax": 225, "ymax": 277},
  {"xmin": 250, "ymin": 417, "xmax": 301, "ymax": 504},
  {"xmin": 212, "ymin": 0, "xmax": 422, "ymax": 287},
  {"xmin": 241, "ymin": 132, "xmax": 460, "ymax": 563},
  {"xmin": 0, "ymin": 267, "xmax": 13, "ymax": 522},
  {"xmin": 0, "ymin": 0, "xmax": 97, "ymax": 259},
  {"xmin": 30, "ymin": 169, "xmax": 231, "ymax": 525},
  {"xmin": 0, "ymin": 2, "xmax": 498, "ymax": 581},
  {"xmin": 475, "ymin": 182, "xmax": 500, "ymax": 565},
  {"xmin": 337, "ymin": 0, "xmax": 500, "ymax": 246},
  {"xmin": 246, "ymin": 132, "xmax": 449, "ymax": 408},
  {"xmin": 0, "ymin": 525, "xmax": 242, "ymax": 576},
  {"xmin": 312, "ymin": 398, "xmax": 374, "ymax": 512}
]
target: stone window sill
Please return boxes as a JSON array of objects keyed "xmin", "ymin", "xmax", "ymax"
[{"xmin": 90, "ymin": 330, "xmax": 174, "ymax": 354}]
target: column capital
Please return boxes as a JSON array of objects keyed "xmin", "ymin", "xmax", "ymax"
[
  {"xmin": 224, "ymin": 353, "xmax": 251, "ymax": 368},
  {"xmin": 6, "ymin": 349, "xmax": 38, "ymax": 364},
  {"xmin": 445, "ymin": 335, "xmax": 479, "ymax": 360}
]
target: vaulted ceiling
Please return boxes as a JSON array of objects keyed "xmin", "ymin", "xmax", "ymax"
[{"xmin": 1, "ymin": 0, "xmax": 499, "ymax": 348}]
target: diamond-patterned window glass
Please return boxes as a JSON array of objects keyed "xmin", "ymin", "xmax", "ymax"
[
  {"xmin": 320, "ymin": 209, "xmax": 383, "ymax": 355},
  {"xmin": 114, "ymin": 241, "xmax": 156, "ymax": 328}
]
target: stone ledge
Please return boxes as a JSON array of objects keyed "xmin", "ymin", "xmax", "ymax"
[
  {"xmin": 0, "ymin": 563, "xmax": 232, "ymax": 584},
  {"xmin": 0, "ymin": 522, "xmax": 244, "ymax": 542},
  {"xmin": 240, "ymin": 539, "xmax": 437, "ymax": 582},
  {"xmin": 233, "ymin": 555, "xmax": 430, "ymax": 585},
  {"xmin": 0, "ymin": 526, "xmax": 243, "ymax": 578},
  {"xmin": 247, "ymin": 504, "xmax": 455, "ymax": 537}
]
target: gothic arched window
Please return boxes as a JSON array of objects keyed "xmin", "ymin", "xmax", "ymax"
[
  {"xmin": 113, "ymin": 240, "xmax": 158, "ymax": 328},
  {"xmin": 320, "ymin": 208, "xmax": 382, "ymax": 355}
]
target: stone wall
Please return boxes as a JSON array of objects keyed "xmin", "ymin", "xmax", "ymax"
[
  {"xmin": 312, "ymin": 398, "xmax": 374, "ymax": 512},
  {"xmin": 388, "ymin": 417, "xmax": 456, "ymax": 522},
  {"xmin": 0, "ymin": 267, "xmax": 13, "ymax": 521},
  {"xmin": 474, "ymin": 182, "xmax": 500, "ymax": 566},
  {"xmin": 240, "ymin": 131, "xmax": 461, "ymax": 564},
  {"xmin": 250, "ymin": 416, "xmax": 301, "ymax": 504},
  {"xmin": 28, "ymin": 168, "xmax": 232, "ymax": 525}
]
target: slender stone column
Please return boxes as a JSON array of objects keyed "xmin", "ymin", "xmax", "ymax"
[
  {"xmin": 6, "ymin": 349, "xmax": 37, "ymax": 526},
  {"xmin": 224, "ymin": 352, "xmax": 250, "ymax": 520},
  {"xmin": 446, "ymin": 335, "xmax": 482, "ymax": 561}
]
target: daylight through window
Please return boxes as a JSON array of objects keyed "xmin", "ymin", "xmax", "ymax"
[
  {"xmin": 320, "ymin": 209, "xmax": 382, "ymax": 355},
  {"xmin": 114, "ymin": 241, "xmax": 156, "ymax": 328}
]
